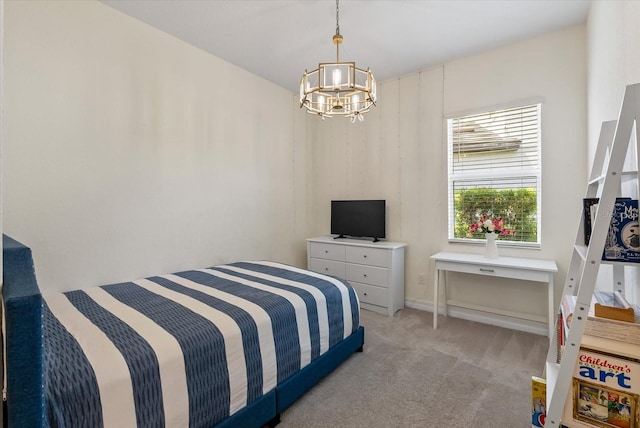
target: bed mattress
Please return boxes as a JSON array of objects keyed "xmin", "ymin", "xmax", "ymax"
[{"xmin": 42, "ymin": 261, "xmax": 360, "ymax": 428}]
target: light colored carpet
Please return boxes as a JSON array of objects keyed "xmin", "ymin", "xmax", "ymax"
[{"xmin": 279, "ymin": 308, "xmax": 548, "ymax": 428}]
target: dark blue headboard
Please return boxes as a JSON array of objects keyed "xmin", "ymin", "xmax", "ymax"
[{"xmin": 2, "ymin": 235, "xmax": 45, "ymax": 427}]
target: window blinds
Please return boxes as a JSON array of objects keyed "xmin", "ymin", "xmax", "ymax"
[
  {"xmin": 451, "ymin": 104, "xmax": 540, "ymax": 176},
  {"xmin": 448, "ymin": 104, "xmax": 541, "ymax": 244}
]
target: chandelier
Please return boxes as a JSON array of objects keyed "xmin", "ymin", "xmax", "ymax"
[{"xmin": 299, "ymin": 0, "xmax": 377, "ymax": 122}]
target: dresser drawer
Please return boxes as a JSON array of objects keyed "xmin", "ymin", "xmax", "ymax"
[
  {"xmin": 346, "ymin": 263, "xmax": 388, "ymax": 287},
  {"xmin": 308, "ymin": 242, "xmax": 346, "ymax": 262},
  {"xmin": 346, "ymin": 246, "xmax": 388, "ymax": 267},
  {"xmin": 308, "ymin": 258, "xmax": 346, "ymax": 279},
  {"xmin": 350, "ymin": 282, "xmax": 387, "ymax": 307}
]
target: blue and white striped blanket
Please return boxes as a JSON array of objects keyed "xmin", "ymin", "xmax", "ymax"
[{"xmin": 43, "ymin": 261, "xmax": 360, "ymax": 428}]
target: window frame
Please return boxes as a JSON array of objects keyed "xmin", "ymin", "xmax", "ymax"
[{"xmin": 446, "ymin": 102, "xmax": 543, "ymax": 249}]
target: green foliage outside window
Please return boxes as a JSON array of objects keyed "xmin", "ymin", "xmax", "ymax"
[{"xmin": 454, "ymin": 187, "xmax": 537, "ymax": 242}]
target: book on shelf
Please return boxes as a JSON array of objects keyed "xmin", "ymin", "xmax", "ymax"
[
  {"xmin": 590, "ymin": 198, "xmax": 640, "ymax": 263},
  {"xmin": 594, "ymin": 290, "xmax": 635, "ymax": 323},
  {"xmin": 562, "ymin": 347, "xmax": 640, "ymax": 428},
  {"xmin": 531, "ymin": 376, "xmax": 546, "ymax": 428},
  {"xmin": 554, "ymin": 311, "xmax": 564, "ymax": 364},
  {"xmin": 583, "ymin": 197, "xmax": 599, "ymax": 246},
  {"xmin": 604, "ymin": 198, "xmax": 640, "ymax": 262},
  {"xmin": 583, "ymin": 197, "xmax": 637, "ymax": 252},
  {"xmin": 560, "ymin": 292, "xmax": 640, "ymax": 348},
  {"xmin": 559, "ymin": 296, "xmax": 640, "ymax": 427}
]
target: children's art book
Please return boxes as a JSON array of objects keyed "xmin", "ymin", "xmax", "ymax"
[{"xmin": 564, "ymin": 348, "xmax": 640, "ymax": 428}]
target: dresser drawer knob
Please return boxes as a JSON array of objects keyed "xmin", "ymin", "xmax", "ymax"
[
  {"xmin": 364, "ymin": 292, "xmax": 368, "ymax": 296},
  {"xmin": 363, "ymin": 274, "xmax": 367, "ymax": 278},
  {"xmin": 325, "ymin": 250, "xmax": 328, "ymax": 253},
  {"xmin": 363, "ymin": 255, "xmax": 367, "ymax": 258},
  {"xmin": 325, "ymin": 267, "xmax": 329, "ymax": 271}
]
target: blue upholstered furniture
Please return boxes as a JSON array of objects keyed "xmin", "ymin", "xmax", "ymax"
[
  {"xmin": 2, "ymin": 235, "xmax": 364, "ymax": 427},
  {"xmin": 2, "ymin": 235, "xmax": 45, "ymax": 427}
]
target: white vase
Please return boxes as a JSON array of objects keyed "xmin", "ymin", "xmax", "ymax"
[{"xmin": 485, "ymin": 233, "xmax": 499, "ymax": 259}]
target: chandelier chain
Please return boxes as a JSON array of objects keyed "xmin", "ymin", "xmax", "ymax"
[{"xmin": 335, "ymin": 0, "xmax": 340, "ymax": 36}]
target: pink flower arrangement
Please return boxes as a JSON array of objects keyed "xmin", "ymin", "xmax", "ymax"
[{"xmin": 469, "ymin": 215, "xmax": 514, "ymax": 235}]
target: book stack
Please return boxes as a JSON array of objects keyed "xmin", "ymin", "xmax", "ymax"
[{"xmin": 560, "ymin": 292, "xmax": 640, "ymax": 351}]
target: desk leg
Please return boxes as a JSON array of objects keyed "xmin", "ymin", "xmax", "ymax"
[
  {"xmin": 547, "ymin": 275, "xmax": 554, "ymax": 339},
  {"xmin": 443, "ymin": 271, "xmax": 448, "ymax": 318},
  {"xmin": 433, "ymin": 268, "xmax": 439, "ymax": 329}
]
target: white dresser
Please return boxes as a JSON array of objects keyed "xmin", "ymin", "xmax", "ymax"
[{"xmin": 306, "ymin": 236, "xmax": 407, "ymax": 317}]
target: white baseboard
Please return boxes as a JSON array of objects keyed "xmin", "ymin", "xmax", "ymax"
[{"xmin": 404, "ymin": 299, "xmax": 548, "ymax": 337}]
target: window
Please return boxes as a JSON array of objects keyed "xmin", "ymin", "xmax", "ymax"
[{"xmin": 447, "ymin": 104, "xmax": 541, "ymax": 246}]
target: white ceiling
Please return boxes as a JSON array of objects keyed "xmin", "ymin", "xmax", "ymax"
[{"xmin": 101, "ymin": 0, "xmax": 592, "ymax": 94}]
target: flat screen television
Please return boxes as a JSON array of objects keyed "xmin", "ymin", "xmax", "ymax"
[{"xmin": 331, "ymin": 200, "xmax": 386, "ymax": 242}]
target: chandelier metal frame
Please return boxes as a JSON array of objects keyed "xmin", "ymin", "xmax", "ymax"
[{"xmin": 299, "ymin": 0, "xmax": 377, "ymax": 121}]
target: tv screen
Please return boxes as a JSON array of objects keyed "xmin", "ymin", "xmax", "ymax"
[{"xmin": 331, "ymin": 200, "xmax": 386, "ymax": 242}]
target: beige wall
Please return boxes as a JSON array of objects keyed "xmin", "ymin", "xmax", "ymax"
[
  {"xmin": 312, "ymin": 25, "xmax": 587, "ymax": 334},
  {"xmin": 586, "ymin": 1, "xmax": 640, "ymax": 302},
  {"xmin": 2, "ymin": 1, "xmax": 594, "ymax": 335},
  {"xmin": 587, "ymin": 1, "xmax": 640, "ymax": 162},
  {"xmin": 2, "ymin": 1, "xmax": 312, "ymax": 293}
]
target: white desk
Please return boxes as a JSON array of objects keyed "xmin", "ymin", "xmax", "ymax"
[{"xmin": 431, "ymin": 252, "xmax": 558, "ymax": 338}]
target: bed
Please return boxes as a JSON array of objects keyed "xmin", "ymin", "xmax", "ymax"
[{"xmin": 2, "ymin": 235, "xmax": 365, "ymax": 427}]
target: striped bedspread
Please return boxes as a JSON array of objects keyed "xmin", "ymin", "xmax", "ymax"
[{"xmin": 43, "ymin": 261, "xmax": 360, "ymax": 428}]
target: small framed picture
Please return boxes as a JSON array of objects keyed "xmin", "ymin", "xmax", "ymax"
[{"xmin": 573, "ymin": 378, "xmax": 638, "ymax": 428}]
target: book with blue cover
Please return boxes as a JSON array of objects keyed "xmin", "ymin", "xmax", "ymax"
[{"xmin": 602, "ymin": 199, "xmax": 640, "ymax": 263}]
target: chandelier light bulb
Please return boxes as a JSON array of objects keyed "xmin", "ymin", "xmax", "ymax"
[{"xmin": 333, "ymin": 69, "xmax": 342, "ymax": 89}]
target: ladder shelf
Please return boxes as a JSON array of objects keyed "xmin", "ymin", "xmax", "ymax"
[{"xmin": 545, "ymin": 83, "xmax": 640, "ymax": 428}]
